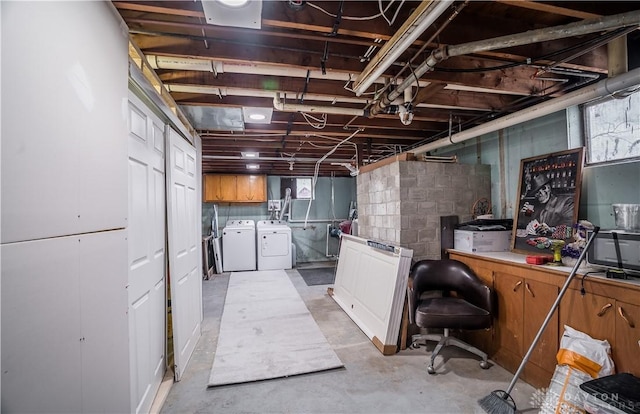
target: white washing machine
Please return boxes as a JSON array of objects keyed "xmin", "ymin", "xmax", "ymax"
[
  {"xmin": 222, "ymin": 220, "xmax": 256, "ymax": 272},
  {"xmin": 256, "ymin": 220, "xmax": 292, "ymax": 270}
]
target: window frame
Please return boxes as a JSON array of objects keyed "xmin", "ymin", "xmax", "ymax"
[{"xmin": 582, "ymin": 89, "xmax": 640, "ymax": 166}]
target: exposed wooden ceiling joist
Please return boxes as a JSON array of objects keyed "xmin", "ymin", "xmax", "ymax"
[{"xmin": 114, "ymin": 0, "xmax": 640, "ymax": 176}]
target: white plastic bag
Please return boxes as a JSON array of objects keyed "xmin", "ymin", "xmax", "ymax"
[{"xmin": 539, "ymin": 326, "xmax": 615, "ymax": 414}]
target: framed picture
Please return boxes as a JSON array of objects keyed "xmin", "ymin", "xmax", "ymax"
[{"xmin": 512, "ymin": 148, "xmax": 584, "ymax": 254}]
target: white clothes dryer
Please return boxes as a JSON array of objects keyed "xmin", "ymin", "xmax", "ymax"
[
  {"xmin": 222, "ymin": 220, "xmax": 256, "ymax": 272},
  {"xmin": 256, "ymin": 220, "xmax": 292, "ymax": 270}
]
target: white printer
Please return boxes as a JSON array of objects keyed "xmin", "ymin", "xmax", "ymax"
[{"xmin": 453, "ymin": 219, "xmax": 512, "ymax": 253}]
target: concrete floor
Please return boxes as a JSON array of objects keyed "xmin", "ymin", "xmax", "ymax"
[{"xmin": 160, "ymin": 264, "xmax": 539, "ymax": 414}]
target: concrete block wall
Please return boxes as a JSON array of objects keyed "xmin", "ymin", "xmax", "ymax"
[
  {"xmin": 357, "ymin": 161, "xmax": 402, "ymax": 244},
  {"xmin": 357, "ymin": 160, "xmax": 491, "ymax": 262}
]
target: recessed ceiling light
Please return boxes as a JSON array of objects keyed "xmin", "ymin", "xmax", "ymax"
[
  {"xmin": 217, "ymin": 0, "xmax": 249, "ymax": 7},
  {"xmin": 249, "ymin": 113, "xmax": 266, "ymax": 121},
  {"xmin": 246, "ymin": 164, "xmax": 260, "ymax": 170},
  {"xmin": 202, "ymin": 0, "xmax": 262, "ymax": 29},
  {"xmin": 241, "ymin": 151, "xmax": 259, "ymax": 158},
  {"xmin": 242, "ymin": 106, "xmax": 272, "ymax": 124}
]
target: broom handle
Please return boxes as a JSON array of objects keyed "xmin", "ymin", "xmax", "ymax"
[{"xmin": 505, "ymin": 226, "xmax": 600, "ymax": 395}]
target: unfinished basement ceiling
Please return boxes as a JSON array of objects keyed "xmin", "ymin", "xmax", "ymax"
[{"xmin": 113, "ymin": 1, "xmax": 640, "ymax": 177}]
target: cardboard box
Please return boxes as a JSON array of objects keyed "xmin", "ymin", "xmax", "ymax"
[{"xmin": 454, "ymin": 230, "xmax": 511, "ymax": 253}]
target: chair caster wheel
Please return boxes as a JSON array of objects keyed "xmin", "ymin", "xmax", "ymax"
[
  {"xmin": 410, "ymin": 342, "xmax": 420, "ymax": 349},
  {"xmin": 480, "ymin": 360, "xmax": 490, "ymax": 369},
  {"xmin": 427, "ymin": 365, "xmax": 436, "ymax": 375}
]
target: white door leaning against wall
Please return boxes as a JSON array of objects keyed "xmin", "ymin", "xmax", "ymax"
[{"xmin": 167, "ymin": 127, "xmax": 203, "ymax": 381}]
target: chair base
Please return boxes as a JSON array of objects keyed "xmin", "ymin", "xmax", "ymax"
[{"xmin": 411, "ymin": 328, "xmax": 490, "ymax": 374}]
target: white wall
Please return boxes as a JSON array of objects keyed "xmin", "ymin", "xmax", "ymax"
[{"xmin": 1, "ymin": 2, "xmax": 131, "ymax": 412}]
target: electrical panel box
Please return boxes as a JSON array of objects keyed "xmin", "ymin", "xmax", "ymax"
[{"xmin": 268, "ymin": 199, "xmax": 281, "ymax": 212}]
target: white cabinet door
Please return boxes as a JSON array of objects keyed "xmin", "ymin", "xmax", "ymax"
[
  {"xmin": 1, "ymin": 237, "xmax": 83, "ymax": 413},
  {"xmin": 1, "ymin": 231, "xmax": 129, "ymax": 413},
  {"xmin": 127, "ymin": 93, "xmax": 167, "ymax": 412},
  {"xmin": 166, "ymin": 128, "xmax": 202, "ymax": 380},
  {"xmin": 79, "ymin": 231, "xmax": 130, "ymax": 413},
  {"xmin": 0, "ymin": 1, "xmax": 128, "ymax": 244}
]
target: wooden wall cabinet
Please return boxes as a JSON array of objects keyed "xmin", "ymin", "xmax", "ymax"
[
  {"xmin": 236, "ymin": 175, "xmax": 267, "ymax": 202},
  {"xmin": 203, "ymin": 174, "xmax": 266, "ymax": 203},
  {"xmin": 449, "ymin": 251, "xmax": 639, "ymax": 389},
  {"xmin": 204, "ymin": 175, "xmax": 237, "ymax": 202}
]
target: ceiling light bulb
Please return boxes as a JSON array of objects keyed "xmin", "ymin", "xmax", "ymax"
[
  {"xmin": 217, "ymin": 0, "xmax": 249, "ymax": 7},
  {"xmin": 289, "ymin": 162, "xmax": 294, "ymax": 171},
  {"xmin": 249, "ymin": 113, "xmax": 266, "ymax": 121}
]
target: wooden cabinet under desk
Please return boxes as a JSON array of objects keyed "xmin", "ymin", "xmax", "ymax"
[
  {"xmin": 203, "ymin": 174, "xmax": 266, "ymax": 203},
  {"xmin": 449, "ymin": 250, "xmax": 640, "ymax": 389},
  {"xmin": 492, "ymin": 271, "xmax": 559, "ymax": 387},
  {"xmin": 560, "ymin": 279, "xmax": 640, "ymax": 377}
]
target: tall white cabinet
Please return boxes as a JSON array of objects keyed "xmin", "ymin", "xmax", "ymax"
[
  {"xmin": 1, "ymin": 2, "xmax": 131, "ymax": 412},
  {"xmin": 1, "ymin": 2, "xmax": 201, "ymax": 413}
]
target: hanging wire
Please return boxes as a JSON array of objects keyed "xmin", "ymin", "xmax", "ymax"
[
  {"xmin": 307, "ymin": 0, "xmax": 401, "ymax": 23},
  {"xmin": 407, "ymin": 63, "xmax": 422, "ymax": 104},
  {"xmin": 304, "ymin": 129, "xmax": 362, "ymax": 229},
  {"xmin": 379, "ymin": 0, "xmax": 405, "ymax": 26},
  {"xmin": 301, "ymin": 112, "xmax": 328, "ymax": 129}
]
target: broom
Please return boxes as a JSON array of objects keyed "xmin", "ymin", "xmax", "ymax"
[{"xmin": 478, "ymin": 226, "xmax": 600, "ymax": 414}]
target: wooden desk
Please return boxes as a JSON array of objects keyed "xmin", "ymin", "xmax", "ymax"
[{"xmin": 448, "ymin": 250, "xmax": 640, "ymax": 389}]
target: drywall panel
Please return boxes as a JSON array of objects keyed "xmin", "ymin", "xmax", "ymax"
[
  {"xmin": 1, "ymin": 1, "xmax": 128, "ymax": 243},
  {"xmin": 332, "ymin": 234, "xmax": 413, "ymax": 354}
]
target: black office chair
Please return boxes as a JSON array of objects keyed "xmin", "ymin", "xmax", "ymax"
[{"xmin": 408, "ymin": 259, "xmax": 494, "ymax": 374}]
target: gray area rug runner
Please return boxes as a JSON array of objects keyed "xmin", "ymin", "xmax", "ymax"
[
  {"xmin": 208, "ymin": 269, "xmax": 343, "ymax": 387},
  {"xmin": 297, "ymin": 267, "xmax": 336, "ymax": 286}
]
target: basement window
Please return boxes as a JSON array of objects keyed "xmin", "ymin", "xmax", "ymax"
[{"xmin": 583, "ymin": 88, "xmax": 640, "ymax": 165}]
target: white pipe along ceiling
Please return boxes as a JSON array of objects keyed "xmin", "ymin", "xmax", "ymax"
[
  {"xmin": 351, "ymin": 0, "xmax": 454, "ymax": 96},
  {"xmin": 273, "ymin": 93, "xmax": 366, "ymax": 117},
  {"xmin": 371, "ymin": 9, "xmax": 640, "ymax": 116},
  {"xmin": 145, "ymin": 54, "xmax": 431, "ymax": 89},
  {"xmin": 409, "ymin": 66, "xmax": 640, "ymax": 155}
]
